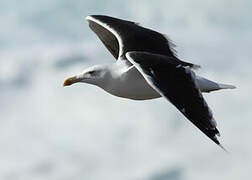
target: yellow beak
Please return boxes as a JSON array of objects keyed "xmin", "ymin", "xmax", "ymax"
[{"xmin": 63, "ymin": 76, "xmax": 79, "ymax": 87}]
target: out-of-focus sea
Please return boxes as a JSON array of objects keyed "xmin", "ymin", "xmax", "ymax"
[{"xmin": 0, "ymin": 0, "xmax": 251, "ymax": 179}]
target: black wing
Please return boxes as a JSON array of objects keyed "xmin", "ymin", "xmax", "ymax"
[
  {"xmin": 126, "ymin": 51, "xmax": 222, "ymax": 146},
  {"xmin": 86, "ymin": 15, "xmax": 177, "ymax": 60}
]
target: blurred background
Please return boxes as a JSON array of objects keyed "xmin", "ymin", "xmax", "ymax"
[{"xmin": 0, "ymin": 0, "xmax": 251, "ymax": 179}]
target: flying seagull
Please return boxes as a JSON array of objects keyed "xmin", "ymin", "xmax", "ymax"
[{"xmin": 63, "ymin": 15, "xmax": 235, "ymax": 149}]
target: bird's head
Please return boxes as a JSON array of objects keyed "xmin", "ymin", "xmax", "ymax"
[{"xmin": 63, "ymin": 65, "xmax": 109, "ymax": 87}]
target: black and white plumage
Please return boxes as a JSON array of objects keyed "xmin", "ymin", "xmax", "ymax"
[{"xmin": 63, "ymin": 15, "xmax": 235, "ymax": 148}]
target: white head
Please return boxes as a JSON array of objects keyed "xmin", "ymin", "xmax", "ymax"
[{"xmin": 63, "ymin": 65, "xmax": 110, "ymax": 87}]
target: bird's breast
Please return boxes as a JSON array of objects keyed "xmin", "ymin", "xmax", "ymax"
[{"xmin": 104, "ymin": 66, "xmax": 161, "ymax": 100}]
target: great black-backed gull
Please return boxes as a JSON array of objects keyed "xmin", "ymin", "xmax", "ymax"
[{"xmin": 63, "ymin": 15, "xmax": 235, "ymax": 149}]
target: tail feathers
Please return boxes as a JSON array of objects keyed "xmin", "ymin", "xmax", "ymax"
[
  {"xmin": 196, "ymin": 76, "xmax": 236, "ymax": 93},
  {"xmin": 218, "ymin": 83, "xmax": 236, "ymax": 90}
]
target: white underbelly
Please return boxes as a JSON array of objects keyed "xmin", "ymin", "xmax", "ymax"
[
  {"xmin": 115, "ymin": 78, "xmax": 161, "ymax": 100},
  {"xmin": 104, "ymin": 67, "xmax": 161, "ymax": 100}
]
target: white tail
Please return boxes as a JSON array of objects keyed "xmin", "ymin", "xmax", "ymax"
[
  {"xmin": 218, "ymin": 83, "xmax": 236, "ymax": 90},
  {"xmin": 196, "ymin": 76, "xmax": 236, "ymax": 93}
]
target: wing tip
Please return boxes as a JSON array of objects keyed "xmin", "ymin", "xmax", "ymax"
[
  {"xmin": 211, "ymin": 134, "xmax": 228, "ymax": 153},
  {"xmin": 218, "ymin": 143, "xmax": 229, "ymax": 153}
]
